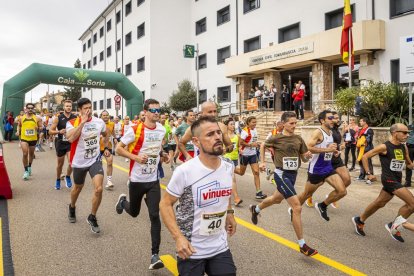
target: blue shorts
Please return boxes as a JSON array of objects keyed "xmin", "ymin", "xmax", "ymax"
[
  {"xmin": 273, "ymin": 169, "xmax": 298, "ymax": 199},
  {"xmin": 240, "ymin": 155, "xmax": 258, "ymax": 166}
]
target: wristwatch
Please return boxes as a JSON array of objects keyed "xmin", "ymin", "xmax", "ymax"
[{"xmin": 227, "ymin": 209, "xmax": 235, "ymax": 215}]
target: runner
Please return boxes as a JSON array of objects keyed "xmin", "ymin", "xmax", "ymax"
[
  {"xmin": 251, "ymin": 111, "xmax": 317, "ymax": 256},
  {"xmin": 49, "ymin": 100, "xmax": 77, "ymax": 190},
  {"xmin": 160, "ymin": 116, "xmax": 237, "ymax": 275},
  {"xmin": 121, "ymin": 116, "xmax": 134, "ymax": 162},
  {"xmin": 265, "ymin": 121, "xmax": 284, "ymax": 182},
  {"xmin": 352, "ymin": 123, "xmax": 414, "ymax": 242},
  {"xmin": 66, "ymin": 98, "xmax": 110, "ymax": 234},
  {"xmin": 115, "ymin": 99, "xmax": 168, "ymax": 270},
  {"xmin": 15, "ymin": 103, "xmax": 42, "ymax": 180},
  {"xmin": 235, "ymin": 116, "xmax": 267, "ymax": 199},
  {"xmin": 306, "ymin": 111, "xmax": 351, "ymax": 208},
  {"xmin": 99, "ymin": 110, "xmax": 116, "ymax": 190},
  {"xmin": 113, "ymin": 115, "xmax": 122, "ymax": 151},
  {"xmin": 175, "ymin": 109, "xmax": 196, "ymax": 162},
  {"xmin": 166, "ymin": 118, "xmax": 177, "ymax": 171},
  {"xmin": 296, "ymin": 110, "xmax": 346, "ymax": 222}
]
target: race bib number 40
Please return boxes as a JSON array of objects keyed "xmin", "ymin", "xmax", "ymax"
[
  {"xmin": 199, "ymin": 211, "xmax": 226, "ymax": 236},
  {"xmin": 390, "ymin": 159, "xmax": 405, "ymax": 172},
  {"xmin": 282, "ymin": 157, "xmax": 299, "ymax": 170}
]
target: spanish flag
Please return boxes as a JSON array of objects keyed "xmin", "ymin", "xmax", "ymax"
[{"xmin": 340, "ymin": 0, "xmax": 354, "ymax": 69}]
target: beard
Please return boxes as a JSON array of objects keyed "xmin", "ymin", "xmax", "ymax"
[{"xmin": 200, "ymin": 141, "xmax": 224, "ymax": 156}]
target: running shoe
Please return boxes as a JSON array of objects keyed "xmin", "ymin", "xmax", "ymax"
[
  {"xmin": 55, "ymin": 179, "xmax": 61, "ymax": 190},
  {"xmin": 325, "ymin": 195, "xmax": 338, "ymax": 209},
  {"xmin": 305, "ymin": 197, "xmax": 314, "ymax": 208},
  {"xmin": 65, "ymin": 176, "xmax": 72, "ymax": 189},
  {"xmin": 28, "ymin": 166, "xmax": 32, "ymax": 176},
  {"xmin": 300, "ymin": 244, "xmax": 318, "ymax": 257},
  {"xmin": 22, "ymin": 171, "xmax": 29, "ymax": 180},
  {"xmin": 288, "ymin": 207, "xmax": 293, "ymax": 222},
  {"xmin": 255, "ymin": 191, "xmax": 267, "ymax": 199},
  {"xmin": 125, "ymin": 158, "xmax": 129, "ymax": 162},
  {"xmin": 349, "ymin": 167, "xmax": 355, "ymax": 171},
  {"xmin": 385, "ymin": 222, "xmax": 404, "ymax": 243},
  {"xmin": 356, "ymin": 176, "xmax": 365, "ymax": 181},
  {"xmin": 35, "ymin": 145, "xmax": 40, "ymax": 152},
  {"xmin": 105, "ymin": 180, "xmax": 114, "ymax": 190},
  {"xmin": 266, "ymin": 168, "xmax": 272, "ymax": 180},
  {"xmin": 270, "ymin": 179, "xmax": 276, "ymax": 186},
  {"xmin": 315, "ymin": 202, "xmax": 329, "ymax": 222},
  {"xmin": 249, "ymin": 205, "xmax": 259, "ymax": 225},
  {"xmin": 149, "ymin": 254, "xmax": 164, "ymax": 270},
  {"xmin": 116, "ymin": 194, "xmax": 127, "ymax": 214},
  {"xmin": 234, "ymin": 199, "xmax": 243, "ymax": 207},
  {"xmin": 352, "ymin": 216, "xmax": 366, "ymax": 236},
  {"xmin": 68, "ymin": 204, "xmax": 76, "ymax": 223},
  {"xmin": 87, "ymin": 214, "xmax": 100, "ymax": 234},
  {"xmin": 49, "ymin": 142, "xmax": 53, "ymax": 149}
]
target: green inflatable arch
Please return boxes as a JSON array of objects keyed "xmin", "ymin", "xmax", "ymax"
[{"xmin": 1, "ymin": 63, "xmax": 143, "ymax": 132}]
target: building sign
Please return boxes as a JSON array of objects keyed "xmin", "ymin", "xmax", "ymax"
[
  {"xmin": 56, "ymin": 70, "xmax": 107, "ymax": 87},
  {"xmin": 249, "ymin": 43, "xmax": 314, "ymax": 66},
  {"xmin": 400, "ymin": 35, "xmax": 414, "ymax": 83},
  {"xmin": 246, "ymin": 98, "xmax": 258, "ymax": 111}
]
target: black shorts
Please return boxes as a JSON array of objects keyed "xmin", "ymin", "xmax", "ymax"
[
  {"xmin": 382, "ymin": 180, "xmax": 404, "ymax": 195},
  {"xmin": 307, "ymin": 171, "xmax": 337, "ymax": 185},
  {"xmin": 240, "ymin": 155, "xmax": 258, "ymax": 166},
  {"xmin": 274, "ymin": 169, "xmax": 298, "ymax": 199},
  {"xmin": 332, "ymin": 156, "xmax": 345, "ymax": 170},
  {"xmin": 72, "ymin": 161, "xmax": 104, "ymax": 185},
  {"xmin": 231, "ymin": 159, "xmax": 238, "ymax": 167},
  {"xmin": 167, "ymin": 144, "xmax": 177, "ymax": 152},
  {"xmin": 55, "ymin": 140, "xmax": 71, "ymax": 157},
  {"xmin": 177, "ymin": 249, "xmax": 236, "ymax": 276},
  {"xmin": 21, "ymin": 139, "xmax": 37, "ymax": 147}
]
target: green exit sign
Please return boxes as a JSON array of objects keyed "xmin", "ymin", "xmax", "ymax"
[{"xmin": 183, "ymin": 45, "xmax": 195, "ymax": 58}]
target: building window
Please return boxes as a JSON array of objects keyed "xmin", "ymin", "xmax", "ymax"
[
  {"xmin": 117, "ymin": 39, "xmax": 121, "ymax": 51},
  {"xmin": 196, "ymin": 17, "xmax": 207, "ymax": 35},
  {"xmin": 99, "ymin": 51, "xmax": 104, "ymax": 61},
  {"xmin": 107, "ymin": 19, "xmax": 112, "ymax": 32},
  {"xmin": 333, "ymin": 63, "xmax": 361, "ymax": 90},
  {"xmin": 82, "ymin": 43, "xmax": 86, "ymax": 52},
  {"xmin": 125, "ymin": 32, "xmax": 132, "ymax": 46},
  {"xmin": 137, "ymin": 0, "xmax": 145, "ymax": 6},
  {"xmin": 125, "ymin": 63, "xmax": 132, "ymax": 76},
  {"xmin": 99, "ymin": 27, "xmax": 104, "ymax": 38},
  {"xmin": 137, "ymin": 57, "xmax": 145, "ymax": 72},
  {"xmin": 87, "ymin": 60, "xmax": 91, "ymax": 69},
  {"xmin": 99, "ymin": 100, "xmax": 104, "ymax": 110},
  {"xmin": 325, "ymin": 5, "xmax": 355, "ymax": 30},
  {"xmin": 93, "ymin": 33, "xmax": 97, "ymax": 43},
  {"xmin": 198, "ymin": 54, "xmax": 207, "ymax": 69},
  {"xmin": 217, "ymin": 5, "xmax": 230, "ymax": 25},
  {"xmin": 244, "ymin": 0, "xmax": 260, "ymax": 13},
  {"xmin": 217, "ymin": 46, "xmax": 231, "ymax": 65},
  {"xmin": 390, "ymin": 0, "xmax": 414, "ymax": 18},
  {"xmin": 83, "ymin": 63, "xmax": 86, "ymax": 69},
  {"xmin": 137, "ymin": 22, "xmax": 145, "ymax": 39},
  {"xmin": 87, "ymin": 39, "xmax": 91, "ymax": 48},
  {"xmin": 217, "ymin": 86, "xmax": 231, "ymax": 103},
  {"xmin": 93, "ymin": 101, "xmax": 97, "ymax": 110},
  {"xmin": 107, "ymin": 46, "xmax": 112, "ymax": 57},
  {"xmin": 117, "ymin": 67, "xmax": 121, "ymax": 72},
  {"xmin": 93, "ymin": 56, "xmax": 97, "ymax": 66},
  {"xmin": 116, "ymin": 11, "xmax": 121, "ymax": 24},
  {"xmin": 244, "ymin": 35, "xmax": 260, "ymax": 53},
  {"xmin": 125, "ymin": 1, "xmax": 132, "ymax": 16},
  {"xmin": 199, "ymin": 89, "xmax": 207, "ymax": 104},
  {"xmin": 391, "ymin": 59, "xmax": 400, "ymax": 84},
  {"xmin": 141, "ymin": 90, "xmax": 145, "ymax": 101},
  {"xmin": 278, "ymin": 22, "xmax": 300, "ymax": 43},
  {"xmin": 107, "ymin": 98, "xmax": 112, "ymax": 109}
]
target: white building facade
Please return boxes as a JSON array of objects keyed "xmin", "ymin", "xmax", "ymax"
[{"xmin": 80, "ymin": 0, "xmax": 414, "ymax": 116}]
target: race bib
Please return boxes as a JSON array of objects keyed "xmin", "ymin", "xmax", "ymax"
[
  {"xmin": 83, "ymin": 136, "xmax": 98, "ymax": 159},
  {"xmin": 25, "ymin": 129, "xmax": 35, "ymax": 136},
  {"xmin": 345, "ymin": 133, "xmax": 352, "ymax": 142},
  {"xmin": 62, "ymin": 134, "xmax": 68, "ymax": 142},
  {"xmin": 390, "ymin": 159, "xmax": 405, "ymax": 172},
  {"xmin": 199, "ymin": 211, "xmax": 226, "ymax": 236},
  {"xmin": 142, "ymin": 156, "xmax": 157, "ymax": 174},
  {"xmin": 324, "ymin": 152, "xmax": 333, "ymax": 161},
  {"xmin": 282, "ymin": 157, "xmax": 299, "ymax": 170}
]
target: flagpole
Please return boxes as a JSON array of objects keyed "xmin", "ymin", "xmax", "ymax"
[{"xmin": 347, "ymin": 27, "xmax": 352, "ymax": 123}]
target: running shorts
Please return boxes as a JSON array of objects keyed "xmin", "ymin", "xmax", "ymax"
[
  {"xmin": 72, "ymin": 161, "xmax": 104, "ymax": 185},
  {"xmin": 55, "ymin": 140, "xmax": 71, "ymax": 157},
  {"xmin": 307, "ymin": 171, "xmax": 337, "ymax": 185},
  {"xmin": 240, "ymin": 155, "xmax": 258, "ymax": 166},
  {"xmin": 382, "ymin": 180, "xmax": 404, "ymax": 195},
  {"xmin": 21, "ymin": 139, "xmax": 37, "ymax": 147},
  {"xmin": 274, "ymin": 169, "xmax": 298, "ymax": 199}
]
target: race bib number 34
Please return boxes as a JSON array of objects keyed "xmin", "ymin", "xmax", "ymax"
[
  {"xmin": 282, "ymin": 157, "xmax": 299, "ymax": 170},
  {"xmin": 199, "ymin": 211, "xmax": 226, "ymax": 236},
  {"xmin": 390, "ymin": 159, "xmax": 405, "ymax": 172}
]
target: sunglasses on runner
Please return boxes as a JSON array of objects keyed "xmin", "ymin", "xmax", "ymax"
[
  {"xmin": 148, "ymin": 108, "xmax": 161, "ymax": 114},
  {"xmin": 396, "ymin": 131, "xmax": 409, "ymax": 135},
  {"xmin": 327, "ymin": 116, "xmax": 334, "ymax": 120}
]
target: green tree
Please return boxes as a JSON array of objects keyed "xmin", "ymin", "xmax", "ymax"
[
  {"xmin": 169, "ymin": 80, "xmax": 197, "ymax": 111},
  {"xmin": 334, "ymin": 86, "xmax": 359, "ymax": 115},
  {"xmin": 160, "ymin": 102, "xmax": 172, "ymax": 115},
  {"xmin": 62, "ymin": 59, "xmax": 82, "ymax": 103}
]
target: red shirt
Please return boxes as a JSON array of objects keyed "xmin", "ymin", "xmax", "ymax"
[{"xmin": 292, "ymin": 89, "xmax": 304, "ymax": 102}]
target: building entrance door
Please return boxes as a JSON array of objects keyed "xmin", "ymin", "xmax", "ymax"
[{"xmin": 281, "ymin": 67, "xmax": 312, "ymax": 112}]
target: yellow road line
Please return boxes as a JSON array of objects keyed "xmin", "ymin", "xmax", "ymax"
[
  {"xmin": 0, "ymin": 218, "xmax": 4, "ymax": 276},
  {"xmin": 111, "ymin": 161, "xmax": 366, "ymax": 276},
  {"xmin": 160, "ymin": 255, "xmax": 178, "ymax": 276}
]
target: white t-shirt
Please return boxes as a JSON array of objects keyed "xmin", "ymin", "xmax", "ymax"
[
  {"xmin": 240, "ymin": 128, "xmax": 258, "ymax": 156},
  {"xmin": 120, "ymin": 122, "xmax": 166, "ymax": 182},
  {"xmin": 167, "ymin": 156, "xmax": 234, "ymax": 259},
  {"xmin": 254, "ymin": 90, "xmax": 262, "ymax": 97},
  {"xmin": 114, "ymin": 122, "xmax": 122, "ymax": 138},
  {"xmin": 66, "ymin": 117, "xmax": 106, "ymax": 168},
  {"xmin": 168, "ymin": 127, "xmax": 176, "ymax": 145}
]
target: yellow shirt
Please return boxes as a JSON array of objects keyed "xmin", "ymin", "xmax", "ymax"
[
  {"xmin": 100, "ymin": 121, "xmax": 115, "ymax": 150},
  {"xmin": 20, "ymin": 114, "xmax": 38, "ymax": 141},
  {"xmin": 224, "ymin": 134, "xmax": 239, "ymax": 161}
]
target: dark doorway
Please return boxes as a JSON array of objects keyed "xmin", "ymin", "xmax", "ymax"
[{"xmin": 281, "ymin": 67, "xmax": 312, "ymax": 111}]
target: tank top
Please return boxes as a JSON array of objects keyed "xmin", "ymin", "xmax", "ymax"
[
  {"xmin": 224, "ymin": 134, "xmax": 239, "ymax": 161},
  {"xmin": 20, "ymin": 114, "xmax": 38, "ymax": 141},
  {"xmin": 100, "ymin": 121, "xmax": 115, "ymax": 150},
  {"xmin": 308, "ymin": 128, "xmax": 334, "ymax": 175},
  {"xmin": 57, "ymin": 113, "xmax": 77, "ymax": 142},
  {"xmin": 379, "ymin": 141, "xmax": 406, "ymax": 184}
]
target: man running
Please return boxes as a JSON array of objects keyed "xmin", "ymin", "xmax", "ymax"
[
  {"xmin": 66, "ymin": 98, "xmax": 110, "ymax": 234},
  {"xmin": 175, "ymin": 109, "xmax": 196, "ymax": 162},
  {"xmin": 251, "ymin": 111, "xmax": 317, "ymax": 256},
  {"xmin": 115, "ymin": 99, "xmax": 168, "ymax": 270},
  {"xmin": 49, "ymin": 100, "xmax": 77, "ymax": 189},
  {"xmin": 99, "ymin": 110, "xmax": 116, "ymax": 190},
  {"xmin": 160, "ymin": 116, "xmax": 237, "ymax": 275},
  {"xmin": 352, "ymin": 123, "xmax": 414, "ymax": 242},
  {"xmin": 15, "ymin": 103, "xmax": 42, "ymax": 180},
  {"xmin": 297, "ymin": 110, "xmax": 346, "ymax": 221}
]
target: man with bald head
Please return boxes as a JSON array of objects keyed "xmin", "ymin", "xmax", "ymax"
[
  {"xmin": 178, "ymin": 101, "xmax": 233, "ymax": 160},
  {"xmin": 352, "ymin": 123, "xmax": 414, "ymax": 243}
]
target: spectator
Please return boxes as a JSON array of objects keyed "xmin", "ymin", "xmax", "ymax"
[
  {"xmin": 281, "ymin": 84, "xmax": 290, "ymax": 111},
  {"xmin": 269, "ymin": 84, "xmax": 276, "ymax": 109},
  {"xmin": 405, "ymin": 124, "xmax": 414, "ymax": 187},
  {"xmin": 4, "ymin": 111, "xmax": 14, "ymax": 142},
  {"xmin": 343, "ymin": 118, "xmax": 359, "ymax": 171},
  {"xmin": 356, "ymin": 118, "xmax": 374, "ymax": 181},
  {"xmin": 292, "ymin": 83, "xmax": 304, "ymax": 119},
  {"xmin": 298, "ymin": 80, "xmax": 306, "ymax": 109},
  {"xmin": 263, "ymin": 86, "xmax": 271, "ymax": 109},
  {"xmin": 248, "ymin": 88, "xmax": 255, "ymax": 99},
  {"xmin": 254, "ymin": 86, "xmax": 262, "ymax": 107}
]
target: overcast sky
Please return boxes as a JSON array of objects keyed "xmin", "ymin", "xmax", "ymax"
[{"xmin": 0, "ymin": 0, "xmax": 110, "ymax": 105}]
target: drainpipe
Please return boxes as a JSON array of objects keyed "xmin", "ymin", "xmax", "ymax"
[{"xmin": 372, "ymin": 0, "xmax": 375, "ymax": 20}]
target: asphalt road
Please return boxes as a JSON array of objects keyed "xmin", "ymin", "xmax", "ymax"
[{"xmin": 2, "ymin": 141, "xmax": 414, "ymax": 276}]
